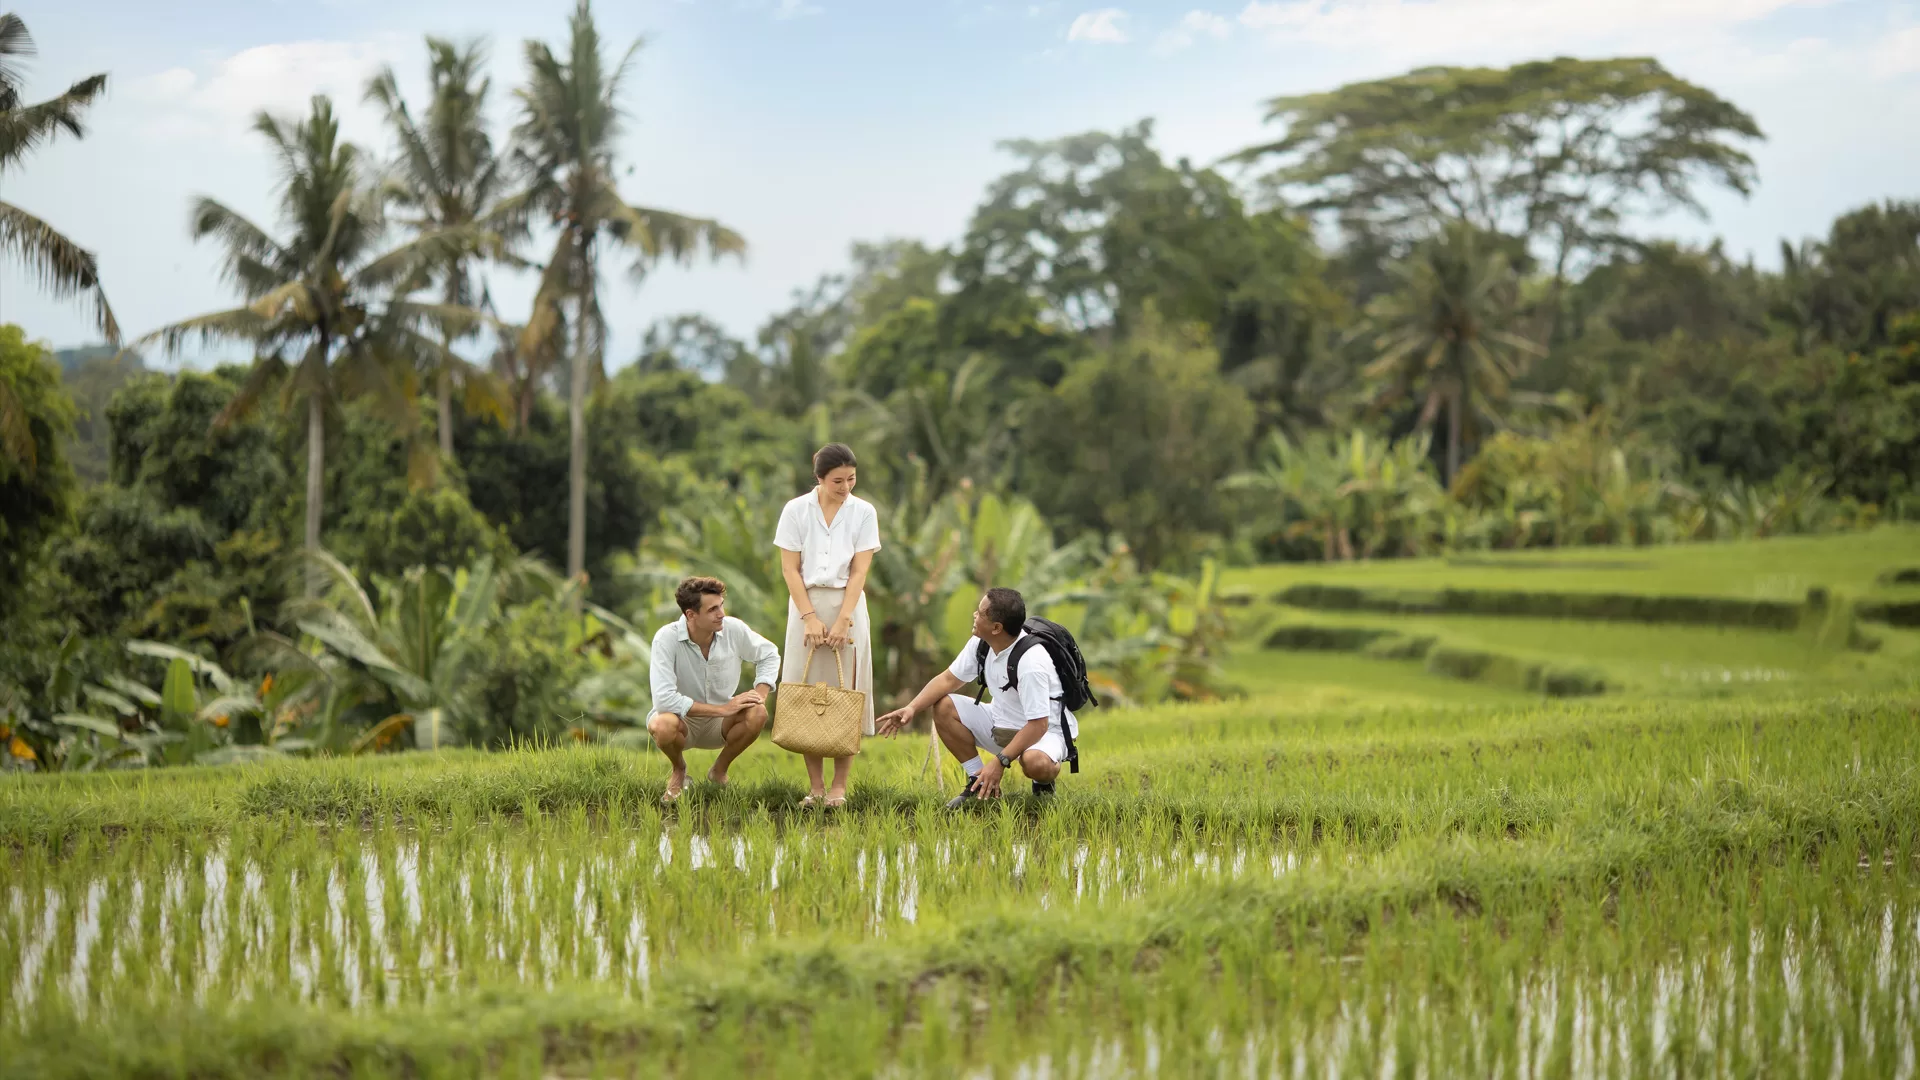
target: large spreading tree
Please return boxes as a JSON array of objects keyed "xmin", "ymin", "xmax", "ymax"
[{"xmin": 1233, "ymin": 57, "xmax": 1765, "ymax": 291}]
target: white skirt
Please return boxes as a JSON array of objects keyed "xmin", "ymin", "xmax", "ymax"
[{"xmin": 781, "ymin": 586, "xmax": 876, "ymax": 737}]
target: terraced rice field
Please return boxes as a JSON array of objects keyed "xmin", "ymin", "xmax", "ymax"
[
  {"xmin": 1222, "ymin": 525, "xmax": 1920, "ymax": 701},
  {"xmin": 5, "ymin": 531, "xmax": 1920, "ymax": 1078}
]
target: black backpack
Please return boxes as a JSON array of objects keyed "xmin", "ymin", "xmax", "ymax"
[{"xmin": 970, "ymin": 617, "xmax": 1097, "ymax": 773}]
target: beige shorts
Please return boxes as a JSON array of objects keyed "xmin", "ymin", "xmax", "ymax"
[{"xmin": 677, "ymin": 712, "xmax": 727, "ymax": 750}]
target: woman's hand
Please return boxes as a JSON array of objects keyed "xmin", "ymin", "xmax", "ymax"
[
  {"xmin": 826, "ymin": 616, "xmax": 854, "ymax": 649},
  {"xmin": 801, "ymin": 613, "xmax": 827, "ymax": 647}
]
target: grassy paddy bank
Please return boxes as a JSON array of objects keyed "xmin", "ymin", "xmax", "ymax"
[{"xmin": 5, "ymin": 685, "xmax": 1918, "ymax": 1078}]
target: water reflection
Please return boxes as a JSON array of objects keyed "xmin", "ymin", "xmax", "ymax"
[{"xmin": 5, "ymin": 828, "xmax": 1309, "ymax": 1016}]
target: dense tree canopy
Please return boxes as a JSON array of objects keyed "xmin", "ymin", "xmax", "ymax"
[
  {"xmin": 1234, "ymin": 57, "xmax": 1765, "ymax": 285},
  {"xmin": 4, "ymin": 38, "xmax": 1918, "ymax": 770},
  {"xmin": 0, "ymin": 326, "xmax": 77, "ymax": 616}
]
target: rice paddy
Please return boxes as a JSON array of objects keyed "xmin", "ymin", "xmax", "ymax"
[{"xmin": 6, "ymin": 532, "xmax": 1920, "ymax": 1078}]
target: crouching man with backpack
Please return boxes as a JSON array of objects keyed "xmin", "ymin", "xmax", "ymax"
[{"xmin": 876, "ymin": 587, "xmax": 1094, "ymax": 807}]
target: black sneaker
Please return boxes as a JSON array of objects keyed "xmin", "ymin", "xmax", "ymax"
[
  {"xmin": 1032, "ymin": 780, "xmax": 1056, "ymax": 797},
  {"xmin": 945, "ymin": 776, "xmax": 983, "ymax": 809}
]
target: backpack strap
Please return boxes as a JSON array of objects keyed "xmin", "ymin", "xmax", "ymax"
[
  {"xmin": 1001, "ymin": 636, "xmax": 1038, "ymax": 694},
  {"xmin": 970, "ymin": 638, "xmax": 992, "ymax": 704}
]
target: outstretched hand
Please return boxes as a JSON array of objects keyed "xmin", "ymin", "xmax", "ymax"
[{"xmin": 874, "ymin": 706, "xmax": 914, "ymax": 737}]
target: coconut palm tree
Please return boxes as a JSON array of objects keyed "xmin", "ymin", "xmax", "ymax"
[
  {"xmin": 0, "ymin": 13, "xmax": 117, "ymax": 342},
  {"xmin": 1363, "ymin": 221, "xmax": 1541, "ymax": 485},
  {"xmin": 134, "ymin": 95, "xmax": 482, "ymax": 569},
  {"xmin": 365, "ymin": 37, "xmax": 515, "ymax": 463},
  {"xmin": 512, "ymin": 0, "xmax": 746, "ymax": 591}
]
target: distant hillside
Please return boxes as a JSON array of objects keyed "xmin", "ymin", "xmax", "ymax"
[
  {"xmin": 56, "ymin": 345, "xmax": 150, "ymax": 486},
  {"xmin": 54, "ymin": 344, "xmax": 130, "ymax": 374}
]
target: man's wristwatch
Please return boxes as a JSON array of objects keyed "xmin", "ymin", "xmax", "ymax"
[{"xmin": 995, "ymin": 753, "xmax": 1014, "ymax": 770}]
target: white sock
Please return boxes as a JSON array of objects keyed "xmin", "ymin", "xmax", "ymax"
[{"xmin": 962, "ymin": 756, "xmax": 983, "ymax": 776}]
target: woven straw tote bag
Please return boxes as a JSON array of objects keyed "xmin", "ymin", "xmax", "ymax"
[{"xmin": 773, "ymin": 646, "xmax": 865, "ymax": 758}]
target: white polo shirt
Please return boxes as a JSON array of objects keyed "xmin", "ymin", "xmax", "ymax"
[
  {"xmin": 772, "ymin": 489, "xmax": 882, "ymax": 588},
  {"xmin": 947, "ymin": 633, "xmax": 1079, "ymax": 739}
]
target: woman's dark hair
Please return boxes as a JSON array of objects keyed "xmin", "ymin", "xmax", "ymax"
[{"xmin": 813, "ymin": 442, "xmax": 858, "ymax": 480}]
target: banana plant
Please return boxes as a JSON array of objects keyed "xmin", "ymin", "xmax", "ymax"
[
  {"xmin": 2, "ymin": 637, "xmax": 323, "ymax": 771},
  {"xmin": 1229, "ymin": 429, "xmax": 1446, "ymax": 561},
  {"xmin": 622, "ymin": 477, "xmax": 793, "ymax": 645},
  {"xmin": 277, "ymin": 550, "xmax": 505, "ymax": 750},
  {"xmin": 567, "ymin": 603, "xmax": 656, "ymax": 746}
]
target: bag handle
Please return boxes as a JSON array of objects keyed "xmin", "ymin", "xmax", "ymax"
[{"xmin": 801, "ymin": 645, "xmax": 853, "ymax": 690}]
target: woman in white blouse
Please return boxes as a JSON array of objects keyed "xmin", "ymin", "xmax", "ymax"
[{"xmin": 774, "ymin": 443, "xmax": 881, "ymax": 808}]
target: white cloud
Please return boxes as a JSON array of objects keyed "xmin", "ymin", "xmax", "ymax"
[
  {"xmin": 1067, "ymin": 8, "xmax": 1132, "ymax": 43},
  {"xmin": 1235, "ymin": 0, "xmax": 1828, "ymax": 61},
  {"xmin": 1154, "ymin": 10, "xmax": 1234, "ymax": 53},
  {"xmin": 772, "ymin": 0, "xmax": 824, "ymax": 19},
  {"xmin": 1871, "ymin": 25, "xmax": 1920, "ymax": 77},
  {"xmin": 130, "ymin": 37, "xmax": 410, "ymax": 146}
]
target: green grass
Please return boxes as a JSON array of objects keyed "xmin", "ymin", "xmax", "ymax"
[
  {"xmin": 1223, "ymin": 523, "xmax": 1920, "ymax": 601},
  {"xmin": 6, "ymin": 530, "xmax": 1920, "ymax": 1078},
  {"xmin": 1222, "ymin": 645, "xmax": 1544, "ymax": 705},
  {"xmin": 1245, "ymin": 609, "xmax": 1920, "ymax": 694}
]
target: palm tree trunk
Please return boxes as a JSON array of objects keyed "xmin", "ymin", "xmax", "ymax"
[
  {"xmin": 437, "ymin": 360, "xmax": 455, "ymax": 461},
  {"xmin": 566, "ymin": 290, "xmax": 589, "ymax": 598},
  {"xmin": 1445, "ymin": 384, "xmax": 1463, "ymax": 489},
  {"xmin": 306, "ymin": 390, "xmax": 325, "ymax": 593},
  {"xmin": 438, "ymin": 284, "xmax": 459, "ymax": 462}
]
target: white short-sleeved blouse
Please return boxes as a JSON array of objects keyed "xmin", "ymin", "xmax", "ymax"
[{"xmin": 773, "ymin": 490, "xmax": 882, "ymax": 589}]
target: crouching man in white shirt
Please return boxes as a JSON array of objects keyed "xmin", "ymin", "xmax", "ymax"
[
  {"xmin": 648, "ymin": 576, "xmax": 782, "ymax": 804},
  {"xmin": 876, "ymin": 587, "xmax": 1074, "ymax": 806}
]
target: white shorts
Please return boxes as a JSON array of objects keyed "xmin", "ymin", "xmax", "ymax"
[{"xmin": 947, "ymin": 695, "xmax": 1069, "ymax": 763}]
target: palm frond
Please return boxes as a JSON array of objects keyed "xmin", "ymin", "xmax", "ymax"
[
  {"xmin": 0, "ymin": 14, "xmax": 32, "ymax": 108},
  {"xmin": 212, "ymin": 352, "xmax": 292, "ymax": 429},
  {"xmin": 247, "ymin": 280, "xmax": 318, "ymax": 323},
  {"xmin": 356, "ymin": 226, "xmax": 494, "ymax": 292},
  {"xmin": 331, "ymin": 337, "xmax": 420, "ymax": 433},
  {"xmin": 0, "ymin": 73, "xmax": 108, "ymax": 170},
  {"xmin": 364, "ymin": 68, "xmax": 443, "ymax": 207},
  {"xmin": 187, "ymin": 198, "xmax": 294, "ymax": 288},
  {"xmin": 605, "ymin": 200, "xmax": 747, "ymax": 275},
  {"xmin": 134, "ymin": 307, "xmax": 274, "ymax": 358},
  {"xmin": 0, "ymin": 201, "xmax": 119, "ymax": 341}
]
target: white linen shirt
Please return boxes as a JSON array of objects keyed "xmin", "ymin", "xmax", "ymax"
[
  {"xmin": 773, "ymin": 490, "xmax": 882, "ymax": 589},
  {"xmin": 649, "ymin": 616, "xmax": 782, "ymax": 719},
  {"xmin": 947, "ymin": 632, "xmax": 1080, "ymax": 739}
]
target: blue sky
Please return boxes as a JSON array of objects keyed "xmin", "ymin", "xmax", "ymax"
[{"xmin": 5, "ymin": 0, "xmax": 1919, "ymax": 365}]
